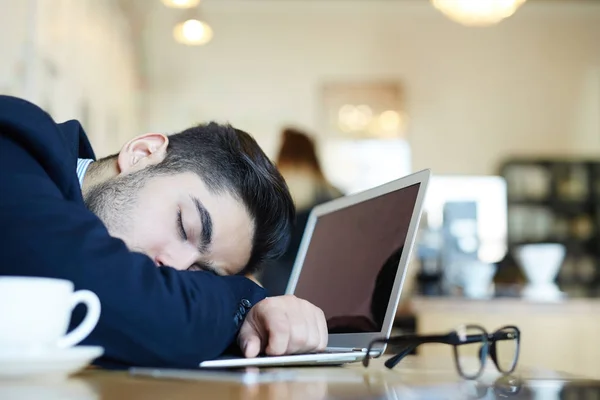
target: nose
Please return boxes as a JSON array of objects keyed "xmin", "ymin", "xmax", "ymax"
[{"xmin": 154, "ymin": 243, "xmax": 199, "ymax": 271}]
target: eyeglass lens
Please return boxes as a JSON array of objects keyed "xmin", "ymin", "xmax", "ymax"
[
  {"xmin": 454, "ymin": 325, "xmax": 488, "ymax": 379},
  {"xmin": 493, "ymin": 326, "xmax": 519, "ymax": 373}
]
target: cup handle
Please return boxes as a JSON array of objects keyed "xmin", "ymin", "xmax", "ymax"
[{"xmin": 56, "ymin": 290, "xmax": 101, "ymax": 348}]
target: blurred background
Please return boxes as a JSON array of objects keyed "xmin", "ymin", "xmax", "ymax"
[{"xmin": 1, "ymin": 0, "xmax": 599, "ymax": 378}]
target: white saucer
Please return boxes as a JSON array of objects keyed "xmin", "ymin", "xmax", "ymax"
[{"xmin": 0, "ymin": 346, "xmax": 104, "ymax": 380}]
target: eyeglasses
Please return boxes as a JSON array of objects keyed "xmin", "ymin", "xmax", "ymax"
[{"xmin": 363, "ymin": 324, "xmax": 520, "ymax": 380}]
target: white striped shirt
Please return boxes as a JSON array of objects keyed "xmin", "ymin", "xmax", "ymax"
[{"xmin": 76, "ymin": 159, "xmax": 94, "ymax": 187}]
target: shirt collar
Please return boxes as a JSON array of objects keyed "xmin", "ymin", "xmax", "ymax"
[{"xmin": 76, "ymin": 159, "xmax": 94, "ymax": 188}]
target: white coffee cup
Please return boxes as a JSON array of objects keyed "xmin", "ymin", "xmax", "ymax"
[{"xmin": 0, "ymin": 277, "xmax": 101, "ymax": 351}]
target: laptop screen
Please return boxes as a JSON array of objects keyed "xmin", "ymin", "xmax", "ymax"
[{"xmin": 293, "ymin": 183, "xmax": 421, "ymax": 334}]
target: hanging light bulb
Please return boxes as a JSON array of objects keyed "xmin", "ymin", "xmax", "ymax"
[
  {"xmin": 173, "ymin": 18, "xmax": 213, "ymax": 45},
  {"xmin": 431, "ymin": 0, "xmax": 527, "ymax": 27},
  {"xmin": 161, "ymin": 0, "xmax": 200, "ymax": 9}
]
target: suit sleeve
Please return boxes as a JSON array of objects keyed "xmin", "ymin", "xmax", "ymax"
[{"xmin": 0, "ymin": 134, "xmax": 266, "ymax": 368}]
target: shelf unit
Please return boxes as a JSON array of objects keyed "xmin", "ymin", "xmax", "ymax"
[{"xmin": 499, "ymin": 158, "xmax": 600, "ymax": 297}]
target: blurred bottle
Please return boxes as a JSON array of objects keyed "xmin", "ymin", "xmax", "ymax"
[{"xmin": 415, "ymin": 212, "xmax": 444, "ymax": 296}]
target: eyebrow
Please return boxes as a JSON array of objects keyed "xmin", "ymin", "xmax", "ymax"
[{"xmin": 190, "ymin": 196, "xmax": 213, "ymax": 253}]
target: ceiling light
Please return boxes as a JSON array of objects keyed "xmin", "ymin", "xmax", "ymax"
[
  {"xmin": 431, "ymin": 0, "xmax": 526, "ymax": 27},
  {"xmin": 173, "ymin": 19, "xmax": 213, "ymax": 46},
  {"xmin": 161, "ymin": 0, "xmax": 201, "ymax": 9}
]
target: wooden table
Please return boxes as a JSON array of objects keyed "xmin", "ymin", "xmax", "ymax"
[{"xmin": 0, "ymin": 355, "xmax": 589, "ymax": 400}]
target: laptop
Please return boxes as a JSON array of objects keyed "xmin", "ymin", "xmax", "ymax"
[{"xmin": 198, "ymin": 169, "xmax": 430, "ymax": 368}]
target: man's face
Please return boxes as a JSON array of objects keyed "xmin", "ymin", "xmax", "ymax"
[{"xmin": 84, "ymin": 135, "xmax": 254, "ymax": 275}]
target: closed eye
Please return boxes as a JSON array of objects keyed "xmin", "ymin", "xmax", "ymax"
[{"xmin": 177, "ymin": 209, "xmax": 187, "ymax": 241}]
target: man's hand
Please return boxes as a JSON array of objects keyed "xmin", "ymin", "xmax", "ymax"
[{"xmin": 238, "ymin": 295, "xmax": 328, "ymax": 358}]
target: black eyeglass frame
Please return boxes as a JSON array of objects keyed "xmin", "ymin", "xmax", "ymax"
[{"xmin": 363, "ymin": 324, "xmax": 520, "ymax": 380}]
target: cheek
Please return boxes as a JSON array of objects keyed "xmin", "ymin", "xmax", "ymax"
[{"xmin": 127, "ymin": 205, "xmax": 174, "ymax": 254}]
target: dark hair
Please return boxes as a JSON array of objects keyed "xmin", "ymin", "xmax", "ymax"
[
  {"xmin": 150, "ymin": 122, "xmax": 295, "ymax": 274},
  {"xmin": 276, "ymin": 127, "xmax": 325, "ymax": 178}
]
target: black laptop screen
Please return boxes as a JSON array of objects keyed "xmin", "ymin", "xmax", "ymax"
[{"xmin": 293, "ymin": 183, "xmax": 420, "ymax": 334}]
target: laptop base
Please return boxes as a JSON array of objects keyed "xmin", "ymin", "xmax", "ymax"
[{"xmin": 198, "ymin": 349, "xmax": 367, "ymax": 369}]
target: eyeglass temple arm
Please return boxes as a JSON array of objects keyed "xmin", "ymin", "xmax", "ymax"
[
  {"xmin": 384, "ymin": 344, "xmax": 417, "ymax": 368},
  {"xmin": 383, "ymin": 334, "xmax": 455, "ymax": 369}
]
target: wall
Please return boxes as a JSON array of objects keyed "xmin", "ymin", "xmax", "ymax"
[
  {"xmin": 141, "ymin": 0, "xmax": 600, "ymax": 176},
  {"xmin": 0, "ymin": 0, "xmax": 141, "ymax": 157}
]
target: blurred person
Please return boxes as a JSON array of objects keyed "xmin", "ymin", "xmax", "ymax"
[
  {"xmin": 0, "ymin": 96, "xmax": 327, "ymax": 368},
  {"xmin": 259, "ymin": 127, "xmax": 343, "ymax": 296}
]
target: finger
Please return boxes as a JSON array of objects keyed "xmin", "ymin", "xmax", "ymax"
[
  {"xmin": 243, "ymin": 335, "xmax": 261, "ymax": 358},
  {"xmin": 310, "ymin": 307, "xmax": 323, "ymax": 351},
  {"xmin": 315, "ymin": 308, "xmax": 328, "ymax": 351},
  {"xmin": 265, "ymin": 313, "xmax": 290, "ymax": 356},
  {"xmin": 287, "ymin": 305, "xmax": 309, "ymax": 354},
  {"xmin": 302, "ymin": 301, "xmax": 320, "ymax": 351},
  {"xmin": 238, "ymin": 308, "xmax": 267, "ymax": 358}
]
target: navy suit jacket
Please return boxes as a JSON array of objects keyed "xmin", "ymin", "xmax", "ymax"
[{"xmin": 0, "ymin": 96, "xmax": 266, "ymax": 368}]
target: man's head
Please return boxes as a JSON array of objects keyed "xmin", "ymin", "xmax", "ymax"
[{"xmin": 84, "ymin": 122, "xmax": 295, "ymax": 276}]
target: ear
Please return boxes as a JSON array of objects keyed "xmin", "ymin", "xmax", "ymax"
[{"xmin": 117, "ymin": 133, "xmax": 169, "ymax": 175}]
